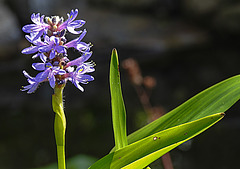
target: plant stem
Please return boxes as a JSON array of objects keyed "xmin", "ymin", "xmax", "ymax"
[
  {"xmin": 52, "ymin": 86, "xmax": 66, "ymax": 169},
  {"xmin": 161, "ymin": 152, "xmax": 174, "ymax": 169},
  {"xmin": 122, "ymin": 58, "xmax": 174, "ymax": 169}
]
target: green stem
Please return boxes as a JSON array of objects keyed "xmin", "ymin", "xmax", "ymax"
[
  {"xmin": 56, "ymin": 145, "xmax": 65, "ymax": 169},
  {"xmin": 52, "ymin": 86, "xmax": 66, "ymax": 169}
]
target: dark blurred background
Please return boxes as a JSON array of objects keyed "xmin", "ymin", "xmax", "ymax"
[{"xmin": 1, "ymin": 0, "xmax": 240, "ymax": 168}]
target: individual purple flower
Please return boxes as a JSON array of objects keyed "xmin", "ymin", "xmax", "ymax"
[
  {"xmin": 64, "ymin": 29, "xmax": 90, "ymax": 52},
  {"xmin": 32, "ymin": 62, "xmax": 66, "ymax": 88},
  {"xmin": 21, "ymin": 69, "xmax": 50, "ymax": 94},
  {"xmin": 38, "ymin": 36, "xmax": 66, "ymax": 59},
  {"xmin": 67, "ymin": 64, "xmax": 95, "ymax": 91},
  {"xmin": 21, "ymin": 33, "xmax": 46, "ymax": 55},
  {"xmin": 21, "ymin": 70, "xmax": 40, "ymax": 94},
  {"xmin": 22, "ymin": 13, "xmax": 50, "ymax": 41},
  {"xmin": 58, "ymin": 9, "xmax": 85, "ymax": 34}
]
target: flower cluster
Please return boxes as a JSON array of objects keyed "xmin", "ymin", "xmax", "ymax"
[{"xmin": 21, "ymin": 9, "xmax": 95, "ymax": 93}]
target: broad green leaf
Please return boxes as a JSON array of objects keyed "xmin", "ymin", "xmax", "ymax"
[
  {"xmin": 110, "ymin": 48, "xmax": 128, "ymax": 150},
  {"xmin": 126, "ymin": 74, "xmax": 240, "ymax": 145},
  {"xmin": 89, "ymin": 113, "xmax": 224, "ymax": 169}
]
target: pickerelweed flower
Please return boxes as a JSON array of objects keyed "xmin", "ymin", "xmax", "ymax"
[{"xmin": 21, "ymin": 9, "xmax": 95, "ymax": 93}]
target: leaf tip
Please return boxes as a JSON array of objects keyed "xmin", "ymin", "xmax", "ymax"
[{"xmin": 112, "ymin": 48, "xmax": 118, "ymax": 57}]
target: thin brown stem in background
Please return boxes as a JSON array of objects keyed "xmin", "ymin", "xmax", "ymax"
[{"xmin": 122, "ymin": 58, "xmax": 174, "ymax": 169}]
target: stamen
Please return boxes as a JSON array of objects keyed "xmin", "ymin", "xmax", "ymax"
[{"xmin": 85, "ymin": 61, "xmax": 96, "ymax": 67}]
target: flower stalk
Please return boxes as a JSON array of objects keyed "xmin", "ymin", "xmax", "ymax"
[{"xmin": 52, "ymin": 85, "xmax": 66, "ymax": 169}]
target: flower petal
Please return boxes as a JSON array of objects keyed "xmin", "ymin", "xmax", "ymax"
[
  {"xmin": 49, "ymin": 50, "xmax": 56, "ymax": 59},
  {"xmin": 67, "ymin": 26, "xmax": 82, "ymax": 34},
  {"xmin": 76, "ymin": 42, "xmax": 89, "ymax": 51},
  {"xmin": 58, "ymin": 69, "xmax": 66, "ymax": 75},
  {"xmin": 32, "ymin": 30, "xmax": 45, "ymax": 42},
  {"xmin": 39, "ymin": 53, "xmax": 47, "ymax": 62},
  {"xmin": 77, "ymin": 74, "xmax": 94, "ymax": 84},
  {"xmin": 68, "ymin": 9, "xmax": 78, "ymax": 22},
  {"xmin": 21, "ymin": 46, "xmax": 38, "ymax": 54},
  {"xmin": 27, "ymin": 83, "xmax": 39, "ymax": 94},
  {"xmin": 66, "ymin": 52, "xmax": 92, "ymax": 67},
  {"xmin": 73, "ymin": 80, "xmax": 84, "ymax": 91},
  {"xmin": 56, "ymin": 45, "xmax": 66, "ymax": 54},
  {"xmin": 31, "ymin": 13, "xmax": 40, "ymax": 24},
  {"xmin": 38, "ymin": 45, "xmax": 52, "ymax": 53},
  {"xmin": 48, "ymin": 72, "xmax": 56, "ymax": 88},
  {"xmin": 32, "ymin": 63, "xmax": 46, "ymax": 71},
  {"xmin": 77, "ymin": 29, "xmax": 87, "ymax": 42},
  {"xmin": 69, "ymin": 20, "xmax": 85, "ymax": 28},
  {"xmin": 23, "ymin": 70, "xmax": 33, "ymax": 80},
  {"xmin": 35, "ymin": 69, "xmax": 49, "ymax": 82}
]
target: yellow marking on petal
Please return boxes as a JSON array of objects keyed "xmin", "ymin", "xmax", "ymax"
[{"xmin": 78, "ymin": 68, "xmax": 83, "ymax": 73}]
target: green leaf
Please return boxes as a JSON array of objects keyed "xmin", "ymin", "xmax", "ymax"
[
  {"xmin": 89, "ymin": 113, "xmax": 224, "ymax": 169},
  {"xmin": 127, "ymin": 74, "xmax": 240, "ymax": 145},
  {"xmin": 109, "ymin": 48, "xmax": 128, "ymax": 150}
]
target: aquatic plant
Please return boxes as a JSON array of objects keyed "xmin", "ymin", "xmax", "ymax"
[{"xmin": 22, "ymin": 9, "xmax": 94, "ymax": 169}]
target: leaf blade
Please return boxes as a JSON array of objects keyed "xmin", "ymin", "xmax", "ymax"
[
  {"xmin": 89, "ymin": 113, "xmax": 224, "ymax": 169},
  {"xmin": 110, "ymin": 48, "xmax": 128, "ymax": 150}
]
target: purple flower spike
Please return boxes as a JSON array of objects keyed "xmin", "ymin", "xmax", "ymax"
[
  {"xmin": 58, "ymin": 9, "xmax": 85, "ymax": 34},
  {"xmin": 22, "ymin": 13, "xmax": 50, "ymax": 41},
  {"xmin": 22, "ymin": 9, "xmax": 95, "ymax": 93}
]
